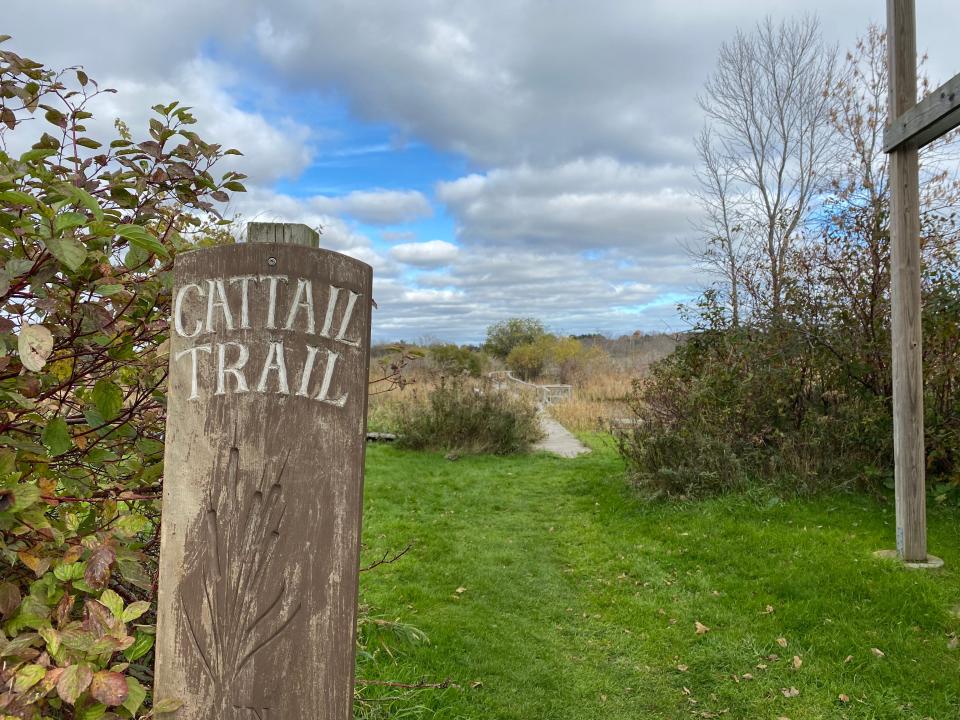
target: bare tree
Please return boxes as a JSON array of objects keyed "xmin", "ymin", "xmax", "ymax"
[
  {"xmin": 693, "ymin": 127, "xmax": 746, "ymax": 326},
  {"xmin": 696, "ymin": 15, "xmax": 838, "ymax": 319}
]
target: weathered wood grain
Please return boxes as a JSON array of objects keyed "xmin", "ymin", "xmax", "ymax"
[
  {"xmin": 884, "ymin": 72, "xmax": 960, "ymax": 152},
  {"xmin": 155, "ymin": 240, "xmax": 372, "ymax": 719},
  {"xmin": 247, "ymin": 222, "xmax": 320, "ymax": 248},
  {"xmin": 887, "ymin": 0, "xmax": 927, "ymax": 562}
]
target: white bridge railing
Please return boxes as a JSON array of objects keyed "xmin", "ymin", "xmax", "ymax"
[{"xmin": 487, "ymin": 370, "xmax": 573, "ymax": 406}]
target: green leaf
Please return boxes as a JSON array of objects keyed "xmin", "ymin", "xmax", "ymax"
[
  {"xmin": 0, "ymin": 189, "xmax": 39, "ymax": 207},
  {"xmin": 44, "ymin": 108, "xmax": 66, "ymax": 126},
  {"xmin": 55, "ymin": 211, "xmax": 87, "ymax": 232},
  {"xmin": 92, "ymin": 380, "xmax": 124, "ymax": 420},
  {"xmin": 39, "ymin": 626, "xmax": 61, "ymax": 656},
  {"xmin": 54, "ymin": 562, "xmax": 86, "ymax": 582},
  {"xmin": 121, "ymin": 600, "xmax": 150, "ymax": 623},
  {"xmin": 5, "ymin": 257, "xmax": 36, "ymax": 277},
  {"xmin": 75, "ymin": 137, "xmax": 102, "ymax": 149},
  {"xmin": 4, "ymin": 483, "xmax": 40, "ymax": 513},
  {"xmin": 115, "ymin": 224, "xmax": 167, "ymax": 258},
  {"xmin": 41, "ymin": 417, "xmax": 72, "ymax": 457},
  {"xmin": 99, "ymin": 589, "xmax": 124, "ymax": 618},
  {"xmin": 57, "ymin": 183, "xmax": 104, "ymax": 221},
  {"xmin": 122, "ymin": 630, "xmax": 153, "ymax": 661},
  {"xmin": 75, "ymin": 702, "xmax": 106, "ymax": 720},
  {"xmin": 123, "ymin": 242, "xmax": 149, "ymax": 270},
  {"xmin": 46, "ymin": 234, "xmax": 87, "ymax": 271},
  {"xmin": 122, "ymin": 676, "xmax": 146, "ymax": 716},
  {"xmin": 13, "ymin": 663, "xmax": 46, "ymax": 693},
  {"xmin": 20, "ymin": 147, "xmax": 57, "ymax": 163}
]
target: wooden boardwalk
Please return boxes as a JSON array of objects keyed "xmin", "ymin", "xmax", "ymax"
[{"xmin": 488, "ymin": 371, "xmax": 589, "ymax": 458}]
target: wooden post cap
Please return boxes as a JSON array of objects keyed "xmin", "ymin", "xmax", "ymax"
[{"xmin": 247, "ymin": 222, "xmax": 320, "ymax": 248}]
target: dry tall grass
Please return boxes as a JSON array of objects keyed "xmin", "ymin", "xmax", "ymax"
[{"xmin": 547, "ymin": 367, "xmax": 639, "ymax": 432}]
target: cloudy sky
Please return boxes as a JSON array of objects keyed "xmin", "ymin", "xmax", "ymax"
[{"xmin": 6, "ymin": 1, "xmax": 960, "ymax": 342}]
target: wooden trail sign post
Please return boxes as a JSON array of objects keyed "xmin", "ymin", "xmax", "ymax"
[
  {"xmin": 154, "ymin": 222, "xmax": 373, "ymax": 718},
  {"xmin": 884, "ymin": 0, "xmax": 959, "ymax": 565}
]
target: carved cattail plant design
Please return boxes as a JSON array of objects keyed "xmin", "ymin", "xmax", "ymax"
[{"xmin": 181, "ymin": 445, "xmax": 302, "ymax": 708}]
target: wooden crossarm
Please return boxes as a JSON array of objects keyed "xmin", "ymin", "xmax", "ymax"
[{"xmin": 884, "ymin": 72, "xmax": 960, "ymax": 152}]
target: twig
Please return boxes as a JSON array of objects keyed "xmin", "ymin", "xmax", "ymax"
[{"xmin": 360, "ymin": 544, "xmax": 412, "ymax": 572}]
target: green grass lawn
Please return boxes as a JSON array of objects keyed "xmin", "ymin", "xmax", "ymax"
[{"xmin": 358, "ymin": 437, "xmax": 960, "ymax": 719}]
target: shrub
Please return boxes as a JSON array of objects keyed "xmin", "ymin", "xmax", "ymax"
[
  {"xmin": 428, "ymin": 343, "xmax": 484, "ymax": 377},
  {"xmin": 0, "ymin": 41, "xmax": 243, "ymax": 718},
  {"xmin": 395, "ymin": 377, "xmax": 542, "ymax": 455},
  {"xmin": 505, "ymin": 337, "xmax": 551, "ymax": 380},
  {"xmin": 615, "ymin": 292, "xmax": 917, "ymax": 498}
]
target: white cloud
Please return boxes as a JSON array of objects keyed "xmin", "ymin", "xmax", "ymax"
[
  {"xmin": 437, "ymin": 158, "xmax": 700, "ymax": 252},
  {"xmin": 309, "ymin": 189, "xmax": 432, "ymax": 225},
  {"xmin": 390, "ymin": 240, "xmax": 459, "ymax": 267},
  {"xmin": 8, "ymin": 0, "xmax": 960, "ymax": 342}
]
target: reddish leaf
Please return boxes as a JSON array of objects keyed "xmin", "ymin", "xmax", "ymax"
[
  {"xmin": 56, "ymin": 663, "xmax": 93, "ymax": 705},
  {"xmin": 55, "ymin": 593, "xmax": 75, "ymax": 627},
  {"xmin": 84, "ymin": 545, "xmax": 116, "ymax": 589},
  {"xmin": 90, "ymin": 671, "xmax": 128, "ymax": 706},
  {"xmin": 83, "ymin": 599, "xmax": 122, "ymax": 638},
  {"xmin": 0, "ymin": 581, "xmax": 21, "ymax": 617}
]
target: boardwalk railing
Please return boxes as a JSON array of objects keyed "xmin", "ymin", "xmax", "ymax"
[{"xmin": 488, "ymin": 370, "xmax": 573, "ymax": 406}]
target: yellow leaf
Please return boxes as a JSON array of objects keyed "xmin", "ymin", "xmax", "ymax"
[
  {"xmin": 695, "ymin": 621, "xmax": 710, "ymax": 635},
  {"xmin": 792, "ymin": 655, "xmax": 802, "ymax": 669},
  {"xmin": 777, "ymin": 637, "xmax": 788, "ymax": 648}
]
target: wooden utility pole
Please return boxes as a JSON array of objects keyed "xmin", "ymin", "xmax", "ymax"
[
  {"xmin": 887, "ymin": 0, "xmax": 925, "ymax": 562},
  {"xmin": 884, "ymin": 0, "xmax": 960, "ymax": 564},
  {"xmin": 155, "ymin": 223, "xmax": 373, "ymax": 718}
]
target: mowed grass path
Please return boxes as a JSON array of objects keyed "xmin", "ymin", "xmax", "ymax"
[{"xmin": 359, "ymin": 438, "xmax": 960, "ymax": 719}]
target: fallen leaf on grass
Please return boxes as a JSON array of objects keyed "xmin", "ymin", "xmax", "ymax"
[
  {"xmin": 742, "ymin": 673, "xmax": 753, "ymax": 680},
  {"xmin": 792, "ymin": 655, "xmax": 802, "ymax": 669},
  {"xmin": 870, "ymin": 647, "xmax": 885, "ymax": 658},
  {"xmin": 781, "ymin": 687, "xmax": 800, "ymax": 698},
  {"xmin": 776, "ymin": 637, "xmax": 788, "ymax": 648},
  {"xmin": 844, "ymin": 655, "xmax": 853, "ymax": 663},
  {"xmin": 762, "ymin": 605, "xmax": 775, "ymax": 614},
  {"xmin": 839, "ymin": 694, "xmax": 850, "ymax": 703},
  {"xmin": 677, "ymin": 664, "xmax": 688, "ymax": 672},
  {"xmin": 695, "ymin": 621, "xmax": 710, "ymax": 635},
  {"xmin": 455, "ymin": 587, "xmax": 466, "ymax": 594}
]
